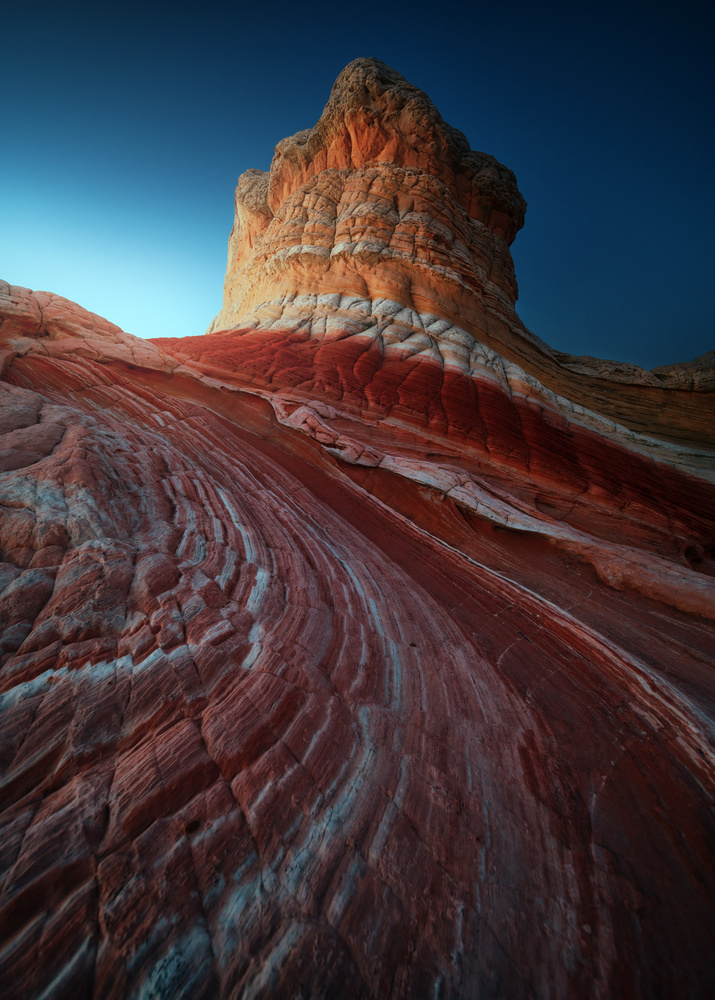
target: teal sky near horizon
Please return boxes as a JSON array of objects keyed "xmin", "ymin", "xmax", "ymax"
[{"xmin": 2, "ymin": 0, "xmax": 713, "ymax": 369}]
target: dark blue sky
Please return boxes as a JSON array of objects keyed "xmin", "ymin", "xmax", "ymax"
[{"xmin": 2, "ymin": 1, "xmax": 713, "ymax": 368}]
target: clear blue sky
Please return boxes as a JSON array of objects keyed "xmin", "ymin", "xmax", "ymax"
[{"xmin": 2, "ymin": 0, "xmax": 713, "ymax": 368}]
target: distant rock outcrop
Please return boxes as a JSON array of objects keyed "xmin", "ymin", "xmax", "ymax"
[{"xmin": 1, "ymin": 59, "xmax": 714, "ymax": 1000}]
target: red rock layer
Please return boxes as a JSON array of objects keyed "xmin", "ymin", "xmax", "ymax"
[
  {"xmin": 1, "ymin": 280, "xmax": 714, "ymax": 999},
  {"xmin": 1, "ymin": 57, "xmax": 715, "ymax": 1000},
  {"xmin": 152, "ymin": 323, "xmax": 715, "ymax": 615}
]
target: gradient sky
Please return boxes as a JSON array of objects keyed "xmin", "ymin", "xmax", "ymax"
[{"xmin": 2, "ymin": 0, "xmax": 713, "ymax": 368}]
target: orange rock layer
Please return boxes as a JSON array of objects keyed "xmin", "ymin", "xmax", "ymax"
[{"xmin": 1, "ymin": 57, "xmax": 715, "ymax": 1000}]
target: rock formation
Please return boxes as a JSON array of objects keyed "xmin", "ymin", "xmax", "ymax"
[{"xmin": 1, "ymin": 58, "xmax": 714, "ymax": 999}]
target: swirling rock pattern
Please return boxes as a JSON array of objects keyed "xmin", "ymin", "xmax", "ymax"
[{"xmin": 1, "ymin": 58, "xmax": 715, "ymax": 1000}]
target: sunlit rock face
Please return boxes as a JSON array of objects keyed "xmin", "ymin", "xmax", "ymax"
[
  {"xmin": 209, "ymin": 58, "xmax": 525, "ymax": 333},
  {"xmin": 1, "ymin": 58, "xmax": 715, "ymax": 1000}
]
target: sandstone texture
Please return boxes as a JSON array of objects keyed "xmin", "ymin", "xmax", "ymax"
[{"xmin": 1, "ymin": 58, "xmax": 714, "ymax": 1000}]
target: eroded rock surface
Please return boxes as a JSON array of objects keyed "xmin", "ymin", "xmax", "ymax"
[{"xmin": 1, "ymin": 58, "xmax": 714, "ymax": 1000}]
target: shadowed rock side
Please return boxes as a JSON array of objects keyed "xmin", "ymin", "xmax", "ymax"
[{"xmin": 1, "ymin": 59, "xmax": 715, "ymax": 1000}]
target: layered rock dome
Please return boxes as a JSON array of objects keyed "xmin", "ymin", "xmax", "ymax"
[
  {"xmin": 1, "ymin": 59, "xmax": 714, "ymax": 999},
  {"xmin": 210, "ymin": 58, "xmax": 526, "ymax": 334}
]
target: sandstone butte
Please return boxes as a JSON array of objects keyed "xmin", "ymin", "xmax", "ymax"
[{"xmin": 1, "ymin": 58, "xmax": 714, "ymax": 1000}]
